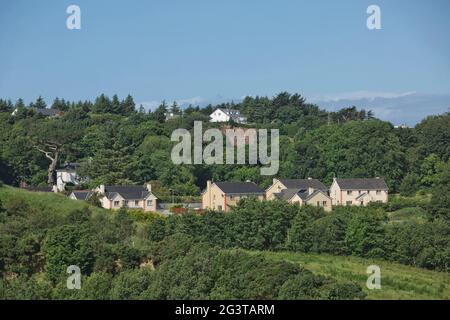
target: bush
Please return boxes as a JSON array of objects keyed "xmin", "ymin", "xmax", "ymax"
[{"xmin": 399, "ymin": 174, "xmax": 421, "ymax": 196}]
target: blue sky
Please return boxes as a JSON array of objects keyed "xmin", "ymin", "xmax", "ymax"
[{"xmin": 1, "ymin": 0, "xmax": 450, "ymax": 122}]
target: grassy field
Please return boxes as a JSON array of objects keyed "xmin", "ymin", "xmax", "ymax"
[
  {"xmin": 252, "ymin": 251, "xmax": 449, "ymax": 300},
  {"xmin": 0, "ymin": 185, "xmax": 107, "ymax": 216}
]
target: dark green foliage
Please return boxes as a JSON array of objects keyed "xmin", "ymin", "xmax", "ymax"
[
  {"xmin": 344, "ymin": 209, "xmax": 387, "ymax": 258},
  {"xmin": 43, "ymin": 225, "xmax": 95, "ymax": 282},
  {"xmin": 399, "ymin": 173, "xmax": 421, "ymax": 196}
]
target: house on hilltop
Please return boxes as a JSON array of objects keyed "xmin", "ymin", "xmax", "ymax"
[
  {"xmin": 210, "ymin": 108, "xmax": 247, "ymax": 124},
  {"xmin": 329, "ymin": 178, "xmax": 388, "ymax": 206},
  {"xmin": 202, "ymin": 180, "xmax": 264, "ymax": 212},
  {"xmin": 11, "ymin": 107, "xmax": 61, "ymax": 118},
  {"xmin": 266, "ymin": 178, "xmax": 332, "ymax": 211},
  {"xmin": 56, "ymin": 163, "xmax": 82, "ymax": 192}
]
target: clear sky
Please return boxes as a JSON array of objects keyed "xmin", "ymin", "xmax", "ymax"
[{"xmin": 1, "ymin": 0, "xmax": 450, "ymax": 108}]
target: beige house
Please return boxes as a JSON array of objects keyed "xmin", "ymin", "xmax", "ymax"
[
  {"xmin": 93, "ymin": 184, "xmax": 158, "ymax": 212},
  {"xmin": 266, "ymin": 178, "xmax": 332, "ymax": 211},
  {"xmin": 330, "ymin": 178, "xmax": 388, "ymax": 206},
  {"xmin": 202, "ymin": 181, "xmax": 264, "ymax": 212}
]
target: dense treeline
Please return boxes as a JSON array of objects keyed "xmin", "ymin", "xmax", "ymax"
[
  {"xmin": 0, "ymin": 194, "xmax": 365, "ymax": 300},
  {"xmin": 1, "ymin": 93, "xmax": 449, "ymax": 196},
  {"xmin": 145, "ymin": 198, "xmax": 449, "ymax": 272}
]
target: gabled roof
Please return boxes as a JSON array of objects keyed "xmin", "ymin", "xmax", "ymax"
[
  {"xmin": 57, "ymin": 163, "xmax": 80, "ymax": 172},
  {"xmin": 276, "ymin": 188, "xmax": 330, "ymax": 202},
  {"xmin": 216, "ymin": 108, "xmax": 241, "ymax": 116},
  {"xmin": 304, "ymin": 189, "xmax": 331, "ymax": 201},
  {"xmin": 214, "ymin": 181, "xmax": 264, "ymax": 195},
  {"xmin": 334, "ymin": 178, "xmax": 388, "ymax": 190},
  {"xmin": 104, "ymin": 185, "xmax": 157, "ymax": 200},
  {"xmin": 212, "ymin": 108, "xmax": 246, "ymax": 122},
  {"xmin": 71, "ymin": 191, "xmax": 93, "ymax": 200},
  {"xmin": 35, "ymin": 108, "xmax": 60, "ymax": 117},
  {"xmin": 275, "ymin": 188, "xmax": 302, "ymax": 201},
  {"xmin": 278, "ymin": 179, "xmax": 328, "ymax": 191}
]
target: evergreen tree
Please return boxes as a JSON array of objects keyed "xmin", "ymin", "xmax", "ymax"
[
  {"xmin": 93, "ymin": 94, "xmax": 112, "ymax": 113},
  {"xmin": 121, "ymin": 94, "xmax": 136, "ymax": 116},
  {"xmin": 33, "ymin": 96, "xmax": 47, "ymax": 109},
  {"xmin": 111, "ymin": 94, "xmax": 121, "ymax": 114}
]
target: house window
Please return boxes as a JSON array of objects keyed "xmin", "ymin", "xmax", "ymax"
[
  {"xmin": 114, "ymin": 201, "xmax": 120, "ymax": 207},
  {"xmin": 147, "ymin": 200, "xmax": 153, "ymax": 207},
  {"xmin": 346, "ymin": 201, "xmax": 352, "ymax": 206},
  {"xmin": 218, "ymin": 205, "xmax": 223, "ymax": 211},
  {"xmin": 322, "ymin": 201, "xmax": 327, "ymax": 207},
  {"xmin": 359, "ymin": 190, "xmax": 362, "ymax": 194},
  {"xmin": 316, "ymin": 201, "xmax": 320, "ymax": 207},
  {"xmin": 135, "ymin": 200, "xmax": 139, "ymax": 206},
  {"xmin": 347, "ymin": 190, "xmax": 352, "ymax": 195},
  {"xmin": 376, "ymin": 190, "xmax": 381, "ymax": 195},
  {"xmin": 123, "ymin": 200, "xmax": 129, "ymax": 207},
  {"xmin": 229, "ymin": 195, "xmax": 233, "ymax": 200}
]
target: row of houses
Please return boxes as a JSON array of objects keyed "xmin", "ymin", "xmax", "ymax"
[
  {"xmin": 202, "ymin": 177, "xmax": 389, "ymax": 212},
  {"xmin": 69, "ymin": 177, "xmax": 388, "ymax": 213}
]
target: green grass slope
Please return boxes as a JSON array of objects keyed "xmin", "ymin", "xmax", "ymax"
[
  {"xmin": 0, "ymin": 185, "xmax": 107, "ymax": 216},
  {"xmin": 255, "ymin": 251, "xmax": 449, "ymax": 300}
]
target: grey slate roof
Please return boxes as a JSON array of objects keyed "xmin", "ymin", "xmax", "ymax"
[
  {"xmin": 276, "ymin": 188, "xmax": 304, "ymax": 201},
  {"xmin": 335, "ymin": 178, "xmax": 388, "ymax": 190},
  {"xmin": 35, "ymin": 108, "xmax": 60, "ymax": 117},
  {"xmin": 278, "ymin": 179, "xmax": 328, "ymax": 191},
  {"xmin": 216, "ymin": 108, "xmax": 246, "ymax": 121},
  {"xmin": 215, "ymin": 181, "xmax": 264, "ymax": 194},
  {"xmin": 72, "ymin": 191, "xmax": 93, "ymax": 200},
  {"xmin": 104, "ymin": 185, "xmax": 155, "ymax": 200},
  {"xmin": 276, "ymin": 188, "xmax": 330, "ymax": 201}
]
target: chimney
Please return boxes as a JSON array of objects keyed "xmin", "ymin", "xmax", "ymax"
[
  {"xmin": 273, "ymin": 178, "xmax": 278, "ymax": 184},
  {"xmin": 207, "ymin": 180, "xmax": 212, "ymax": 190},
  {"xmin": 308, "ymin": 187, "xmax": 314, "ymax": 195},
  {"xmin": 98, "ymin": 184, "xmax": 105, "ymax": 194},
  {"xmin": 375, "ymin": 177, "xmax": 380, "ymax": 179},
  {"xmin": 308, "ymin": 177, "xmax": 312, "ymax": 180},
  {"xmin": 146, "ymin": 183, "xmax": 152, "ymax": 192}
]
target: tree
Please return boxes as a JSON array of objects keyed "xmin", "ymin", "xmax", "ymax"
[
  {"xmin": 43, "ymin": 225, "xmax": 95, "ymax": 283},
  {"xmin": 0, "ymin": 99, "xmax": 13, "ymax": 113},
  {"xmin": 345, "ymin": 209, "xmax": 386, "ymax": 258},
  {"xmin": 121, "ymin": 95, "xmax": 136, "ymax": 116},
  {"xmin": 399, "ymin": 173, "xmax": 421, "ymax": 196},
  {"xmin": 428, "ymin": 160, "xmax": 450, "ymax": 222},
  {"xmin": 416, "ymin": 113, "xmax": 450, "ymax": 161},
  {"xmin": 111, "ymin": 94, "xmax": 121, "ymax": 114},
  {"xmin": 31, "ymin": 120, "xmax": 82, "ymax": 186},
  {"xmin": 169, "ymin": 101, "xmax": 181, "ymax": 115},
  {"xmin": 31, "ymin": 96, "xmax": 47, "ymax": 109},
  {"xmin": 151, "ymin": 101, "xmax": 168, "ymax": 123},
  {"xmin": 93, "ymin": 94, "xmax": 112, "ymax": 113}
]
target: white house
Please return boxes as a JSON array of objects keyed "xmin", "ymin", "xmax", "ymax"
[
  {"xmin": 56, "ymin": 163, "xmax": 81, "ymax": 192},
  {"xmin": 329, "ymin": 178, "xmax": 389, "ymax": 206},
  {"xmin": 209, "ymin": 108, "xmax": 247, "ymax": 124},
  {"xmin": 93, "ymin": 184, "xmax": 159, "ymax": 212}
]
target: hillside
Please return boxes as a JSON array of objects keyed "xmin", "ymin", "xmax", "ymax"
[
  {"xmin": 1, "ymin": 185, "xmax": 448, "ymax": 300},
  {"xmin": 0, "ymin": 185, "xmax": 107, "ymax": 216},
  {"xmin": 255, "ymin": 251, "xmax": 450, "ymax": 300}
]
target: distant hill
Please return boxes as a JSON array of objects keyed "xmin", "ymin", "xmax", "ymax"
[{"xmin": 313, "ymin": 93, "xmax": 450, "ymax": 126}]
